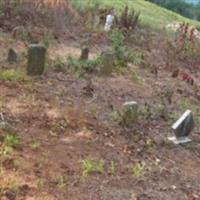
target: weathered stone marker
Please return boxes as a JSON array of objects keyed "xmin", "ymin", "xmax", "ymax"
[
  {"xmin": 168, "ymin": 110, "xmax": 194, "ymax": 144},
  {"xmin": 7, "ymin": 48, "xmax": 17, "ymax": 63},
  {"xmin": 80, "ymin": 47, "xmax": 89, "ymax": 60},
  {"xmin": 121, "ymin": 101, "xmax": 138, "ymax": 125},
  {"xmin": 99, "ymin": 51, "xmax": 115, "ymax": 76},
  {"xmin": 27, "ymin": 44, "xmax": 46, "ymax": 75}
]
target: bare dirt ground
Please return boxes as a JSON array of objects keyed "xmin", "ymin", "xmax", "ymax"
[{"xmin": 1, "ymin": 29, "xmax": 200, "ymax": 200}]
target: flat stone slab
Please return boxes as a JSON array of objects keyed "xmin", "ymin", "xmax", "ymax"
[
  {"xmin": 168, "ymin": 136, "xmax": 192, "ymax": 144},
  {"xmin": 123, "ymin": 101, "xmax": 138, "ymax": 107}
]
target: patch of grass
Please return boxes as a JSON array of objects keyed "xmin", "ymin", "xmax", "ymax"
[
  {"xmin": 36, "ymin": 178, "xmax": 46, "ymax": 189},
  {"xmin": 29, "ymin": 140, "xmax": 41, "ymax": 150},
  {"xmin": 82, "ymin": 159, "xmax": 105, "ymax": 176},
  {"xmin": 131, "ymin": 72, "xmax": 143, "ymax": 84},
  {"xmin": 36, "ymin": 153, "xmax": 49, "ymax": 169},
  {"xmin": 18, "ymin": 93, "xmax": 36, "ymax": 104},
  {"xmin": 68, "ymin": 56, "xmax": 100, "ymax": 75},
  {"xmin": 0, "ymin": 134, "xmax": 20, "ymax": 156},
  {"xmin": 0, "ymin": 69, "xmax": 29, "ymax": 82},
  {"xmin": 55, "ymin": 175, "xmax": 67, "ymax": 189},
  {"xmin": 130, "ymin": 162, "xmax": 145, "ymax": 177},
  {"xmin": 109, "ymin": 161, "xmax": 115, "ymax": 174},
  {"xmin": 53, "ymin": 57, "xmax": 66, "ymax": 72},
  {"xmin": 4, "ymin": 134, "xmax": 20, "ymax": 148},
  {"xmin": 0, "ymin": 146, "xmax": 13, "ymax": 156}
]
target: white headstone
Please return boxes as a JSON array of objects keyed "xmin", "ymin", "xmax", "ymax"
[{"xmin": 104, "ymin": 14, "xmax": 114, "ymax": 31}]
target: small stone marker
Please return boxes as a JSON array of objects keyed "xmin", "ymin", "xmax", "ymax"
[
  {"xmin": 80, "ymin": 47, "xmax": 89, "ymax": 60},
  {"xmin": 99, "ymin": 51, "xmax": 115, "ymax": 76},
  {"xmin": 7, "ymin": 48, "xmax": 17, "ymax": 63},
  {"xmin": 27, "ymin": 44, "xmax": 46, "ymax": 76},
  {"xmin": 121, "ymin": 101, "xmax": 138, "ymax": 125},
  {"xmin": 168, "ymin": 110, "xmax": 194, "ymax": 144}
]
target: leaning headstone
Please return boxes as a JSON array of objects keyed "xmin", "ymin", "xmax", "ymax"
[
  {"xmin": 99, "ymin": 51, "xmax": 115, "ymax": 76},
  {"xmin": 168, "ymin": 110, "xmax": 194, "ymax": 144},
  {"xmin": 7, "ymin": 48, "xmax": 17, "ymax": 63},
  {"xmin": 121, "ymin": 101, "xmax": 138, "ymax": 125},
  {"xmin": 80, "ymin": 47, "xmax": 89, "ymax": 60},
  {"xmin": 27, "ymin": 44, "xmax": 46, "ymax": 76}
]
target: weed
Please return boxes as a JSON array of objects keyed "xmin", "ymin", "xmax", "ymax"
[
  {"xmin": 55, "ymin": 175, "xmax": 67, "ymax": 189},
  {"xmin": 132, "ymin": 72, "xmax": 143, "ymax": 83},
  {"xmin": 36, "ymin": 153, "xmax": 49, "ymax": 169},
  {"xmin": 36, "ymin": 178, "xmax": 46, "ymax": 189},
  {"xmin": 130, "ymin": 162, "xmax": 145, "ymax": 177},
  {"xmin": 110, "ymin": 111, "xmax": 122, "ymax": 123},
  {"xmin": 82, "ymin": 159, "xmax": 104, "ymax": 176},
  {"xmin": 0, "ymin": 69, "xmax": 29, "ymax": 82},
  {"xmin": 109, "ymin": 161, "xmax": 115, "ymax": 174},
  {"xmin": 0, "ymin": 146, "xmax": 13, "ymax": 156},
  {"xmin": 53, "ymin": 57, "xmax": 66, "ymax": 72},
  {"xmin": 29, "ymin": 140, "xmax": 41, "ymax": 150},
  {"xmin": 4, "ymin": 134, "xmax": 19, "ymax": 148},
  {"xmin": 18, "ymin": 93, "xmax": 36, "ymax": 104}
]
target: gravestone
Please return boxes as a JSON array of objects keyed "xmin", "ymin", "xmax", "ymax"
[
  {"xmin": 168, "ymin": 110, "xmax": 194, "ymax": 144},
  {"xmin": 121, "ymin": 101, "xmax": 138, "ymax": 125},
  {"xmin": 27, "ymin": 44, "xmax": 46, "ymax": 76},
  {"xmin": 99, "ymin": 51, "xmax": 115, "ymax": 76},
  {"xmin": 7, "ymin": 48, "xmax": 17, "ymax": 63},
  {"xmin": 80, "ymin": 47, "xmax": 89, "ymax": 60},
  {"xmin": 104, "ymin": 14, "xmax": 114, "ymax": 31}
]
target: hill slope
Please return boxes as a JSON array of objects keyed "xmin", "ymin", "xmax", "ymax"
[{"xmin": 72, "ymin": 0, "xmax": 200, "ymax": 29}]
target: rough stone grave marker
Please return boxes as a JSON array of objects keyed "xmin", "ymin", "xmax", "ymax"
[
  {"xmin": 80, "ymin": 47, "xmax": 89, "ymax": 60},
  {"xmin": 121, "ymin": 101, "xmax": 138, "ymax": 125},
  {"xmin": 99, "ymin": 51, "xmax": 115, "ymax": 76},
  {"xmin": 27, "ymin": 44, "xmax": 46, "ymax": 76},
  {"xmin": 168, "ymin": 110, "xmax": 194, "ymax": 144},
  {"xmin": 7, "ymin": 48, "xmax": 17, "ymax": 63}
]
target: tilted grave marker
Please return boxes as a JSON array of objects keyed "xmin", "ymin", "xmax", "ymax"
[{"xmin": 168, "ymin": 110, "xmax": 194, "ymax": 144}]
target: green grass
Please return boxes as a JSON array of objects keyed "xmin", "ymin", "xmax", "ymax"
[
  {"xmin": 4, "ymin": 134, "xmax": 20, "ymax": 148},
  {"xmin": 71, "ymin": 0, "xmax": 200, "ymax": 30},
  {"xmin": 82, "ymin": 159, "xmax": 105, "ymax": 176},
  {"xmin": 0, "ymin": 69, "xmax": 29, "ymax": 82}
]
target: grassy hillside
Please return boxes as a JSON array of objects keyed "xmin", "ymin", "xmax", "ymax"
[{"xmin": 72, "ymin": 0, "xmax": 200, "ymax": 30}]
